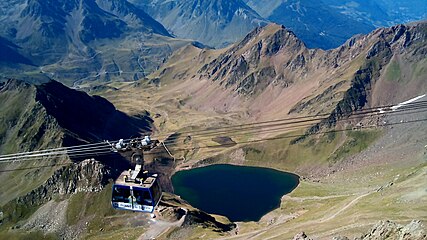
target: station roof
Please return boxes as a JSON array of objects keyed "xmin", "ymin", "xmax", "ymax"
[{"xmin": 115, "ymin": 170, "xmax": 157, "ymax": 188}]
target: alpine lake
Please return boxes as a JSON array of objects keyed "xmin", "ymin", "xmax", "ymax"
[{"xmin": 171, "ymin": 164, "xmax": 299, "ymax": 222}]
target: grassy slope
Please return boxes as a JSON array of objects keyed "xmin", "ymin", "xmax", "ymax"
[
  {"xmin": 66, "ymin": 183, "xmax": 146, "ymax": 240},
  {"xmin": 240, "ymin": 129, "xmax": 382, "ymax": 172},
  {"xmin": 162, "ymin": 131, "xmax": 426, "ymax": 239},
  {"xmin": 102, "ymin": 75, "xmax": 418, "ymax": 239},
  {"xmin": 0, "ymin": 184, "xmax": 146, "ymax": 240},
  {"xmin": 0, "ymin": 84, "xmax": 66, "ymax": 206}
]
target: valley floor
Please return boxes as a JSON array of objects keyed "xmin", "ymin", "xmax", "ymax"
[{"xmin": 99, "ymin": 84, "xmax": 427, "ymax": 239}]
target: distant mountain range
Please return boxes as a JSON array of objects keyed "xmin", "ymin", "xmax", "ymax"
[
  {"xmin": 0, "ymin": 0, "xmax": 426, "ymax": 85},
  {"xmin": 244, "ymin": 0, "xmax": 427, "ymax": 49},
  {"xmin": 127, "ymin": 0, "xmax": 427, "ymax": 50},
  {"xmin": 0, "ymin": 0, "xmax": 193, "ymax": 85},
  {"xmin": 130, "ymin": 0, "xmax": 268, "ymax": 48}
]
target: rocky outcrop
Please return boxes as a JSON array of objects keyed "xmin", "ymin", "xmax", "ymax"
[
  {"xmin": 293, "ymin": 232, "xmax": 313, "ymax": 240},
  {"xmin": 292, "ymin": 220, "xmax": 426, "ymax": 240},
  {"xmin": 197, "ymin": 24, "xmax": 309, "ymax": 95},
  {"xmin": 321, "ymin": 40, "xmax": 393, "ymax": 127},
  {"xmin": 160, "ymin": 193, "xmax": 236, "ymax": 233},
  {"xmin": 1, "ymin": 159, "xmax": 115, "ymax": 224},
  {"xmin": 357, "ymin": 220, "xmax": 427, "ymax": 240},
  {"xmin": 297, "ymin": 21, "xmax": 427, "ymax": 138},
  {"xmin": 17, "ymin": 159, "xmax": 113, "ymax": 206}
]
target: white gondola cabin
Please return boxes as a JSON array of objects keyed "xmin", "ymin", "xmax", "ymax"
[{"xmin": 111, "ymin": 171, "xmax": 162, "ymax": 213}]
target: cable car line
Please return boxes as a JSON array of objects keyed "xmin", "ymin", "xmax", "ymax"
[
  {"xmin": 0, "ymin": 141, "xmax": 111, "ymax": 159},
  {"xmin": 120, "ymin": 102, "xmax": 426, "ymax": 150},
  {"xmin": 22, "ymin": 105, "xmax": 425, "ymax": 160},
  {"xmin": 0, "ymin": 150, "xmax": 114, "ymax": 163},
  {"xmin": 155, "ymin": 101, "xmax": 427, "ymax": 145},
  {"xmin": 205, "ymin": 118, "xmax": 427, "ymax": 149},
  {"xmin": 158, "ymin": 103, "xmax": 427, "ymax": 146},
  {"xmin": 154, "ymin": 100, "xmax": 427, "ymax": 141},
  {"xmin": 149, "ymin": 116, "xmax": 427, "ymax": 156},
  {"xmin": 0, "ymin": 137, "xmax": 141, "ymax": 159},
  {"xmin": 1, "ymin": 116, "xmax": 426, "ymax": 171},
  {"xmin": 0, "ymin": 146, "xmax": 113, "ymax": 161},
  {"xmin": 162, "ymin": 108, "xmax": 427, "ymax": 149},
  {"xmin": 1, "ymin": 102, "xmax": 426, "ymax": 161},
  {"xmin": 0, "ymin": 101, "xmax": 426, "ymax": 162},
  {"xmin": 144, "ymin": 117, "xmax": 427, "ymax": 155}
]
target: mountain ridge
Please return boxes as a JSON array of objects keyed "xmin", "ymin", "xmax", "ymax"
[{"xmin": 138, "ymin": 21, "xmax": 427, "ymax": 125}]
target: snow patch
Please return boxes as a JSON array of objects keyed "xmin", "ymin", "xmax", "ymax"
[{"xmin": 391, "ymin": 94, "xmax": 426, "ymax": 111}]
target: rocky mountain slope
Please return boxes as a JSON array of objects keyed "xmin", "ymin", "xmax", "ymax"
[
  {"xmin": 357, "ymin": 220, "xmax": 426, "ymax": 240},
  {"xmin": 98, "ymin": 21, "xmax": 427, "ymax": 182},
  {"xmin": 0, "ymin": 79, "xmax": 152, "ymax": 206},
  {"xmin": 0, "ymin": 37, "xmax": 33, "ymax": 67},
  {"xmin": 0, "ymin": 0, "xmax": 192, "ymax": 85},
  {"xmin": 131, "ymin": 0, "xmax": 268, "ymax": 48},
  {"xmin": 146, "ymin": 21, "xmax": 427, "ymax": 124}
]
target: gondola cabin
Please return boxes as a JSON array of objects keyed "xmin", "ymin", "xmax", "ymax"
[{"xmin": 112, "ymin": 172, "xmax": 162, "ymax": 213}]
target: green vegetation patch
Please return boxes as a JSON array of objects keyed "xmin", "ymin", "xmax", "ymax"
[
  {"xmin": 385, "ymin": 59, "xmax": 402, "ymax": 82},
  {"xmin": 66, "ymin": 192, "xmax": 86, "ymax": 225},
  {"xmin": 66, "ymin": 184, "xmax": 116, "ymax": 228},
  {"xmin": 413, "ymin": 58, "xmax": 427, "ymax": 78},
  {"xmin": 328, "ymin": 130, "xmax": 382, "ymax": 164},
  {"xmin": 0, "ymin": 200, "xmax": 41, "ymax": 226},
  {"xmin": 234, "ymin": 128, "xmax": 382, "ymax": 171}
]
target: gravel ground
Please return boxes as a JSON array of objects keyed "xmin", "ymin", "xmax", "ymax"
[
  {"xmin": 22, "ymin": 199, "xmax": 87, "ymax": 239},
  {"xmin": 319, "ymin": 95, "xmax": 427, "ymax": 179}
]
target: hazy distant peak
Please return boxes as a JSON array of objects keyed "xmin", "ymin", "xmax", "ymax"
[{"xmin": 130, "ymin": 0, "xmax": 269, "ymax": 48}]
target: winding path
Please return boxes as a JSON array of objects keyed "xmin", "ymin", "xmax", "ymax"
[{"xmin": 218, "ymin": 190, "xmax": 373, "ymax": 240}]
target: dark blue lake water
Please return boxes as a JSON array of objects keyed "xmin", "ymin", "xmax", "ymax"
[{"xmin": 171, "ymin": 164, "xmax": 299, "ymax": 222}]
